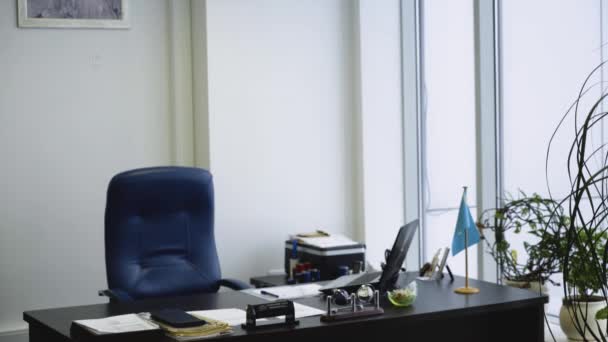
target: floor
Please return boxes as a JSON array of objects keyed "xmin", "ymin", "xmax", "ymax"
[{"xmin": 546, "ymin": 323, "xmax": 568, "ymax": 341}]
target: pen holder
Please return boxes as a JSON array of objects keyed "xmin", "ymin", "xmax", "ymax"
[{"xmin": 320, "ymin": 290, "xmax": 384, "ymax": 322}]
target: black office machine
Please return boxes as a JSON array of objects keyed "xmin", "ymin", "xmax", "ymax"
[
  {"xmin": 284, "ymin": 235, "xmax": 366, "ymax": 281},
  {"xmin": 242, "ymin": 300, "xmax": 299, "ymax": 330}
]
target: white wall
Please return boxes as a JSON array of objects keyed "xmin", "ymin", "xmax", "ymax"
[
  {"xmin": 197, "ymin": 0, "xmax": 361, "ymax": 280},
  {"xmin": 0, "ymin": 0, "xmax": 173, "ymax": 333},
  {"xmin": 0, "ymin": 0, "xmax": 408, "ymax": 334}
]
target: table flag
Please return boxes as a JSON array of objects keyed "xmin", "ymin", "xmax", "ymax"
[{"xmin": 451, "ymin": 187, "xmax": 480, "ymax": 256}]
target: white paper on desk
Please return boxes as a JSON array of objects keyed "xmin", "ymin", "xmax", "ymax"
[
  {"xmin": 292, "ymin": 302, "xmax": 325, "ymax": 319},
  {"xmin": 259, "ymin": 302, "xmax": 325, "ymax": 321},
  {"xmin": 74, "ymin": 314, "xmax": 158, "ymax": 334},
  {"xmin": 246, "ymin": 284, "xmax": 323, "ymax": 300},
  {"xmin": 188, "ymin": 303, "xmax": 324, "ymax": 327},
  {"xmin": 296, "ymin": 234, "xmax": 359, "ymax": 248}
]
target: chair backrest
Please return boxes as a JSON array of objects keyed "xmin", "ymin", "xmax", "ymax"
[{"xmin": 104, "ymin": 166, "xmax": 221, "ymax": 300}]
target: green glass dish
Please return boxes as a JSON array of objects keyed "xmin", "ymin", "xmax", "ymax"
[{"xmin": 387, "ymin": 281, "xmax": 417, "ymax": 307}]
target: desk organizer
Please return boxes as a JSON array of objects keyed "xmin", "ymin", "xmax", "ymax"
[{"xmin": 320, "ymin": 290, "xmax": 384, "ymax": 322}]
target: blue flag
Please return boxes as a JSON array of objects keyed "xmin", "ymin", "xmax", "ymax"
[{"xmin": 451, "ymin": 188, "xmax": 480, "ymax": 256}]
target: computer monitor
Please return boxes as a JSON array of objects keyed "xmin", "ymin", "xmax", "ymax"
[
  {"xmin": 318, "ymin": 219, "xmax": 419, "ymax": 294},
  {"xmin": 377, "ymin": 219, "xmax": 419, "ymax": 292}
]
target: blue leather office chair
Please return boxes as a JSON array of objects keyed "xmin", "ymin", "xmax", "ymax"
[{"xmin": 99, "ymin": 166, "xmax": 249, "ymax": 302}]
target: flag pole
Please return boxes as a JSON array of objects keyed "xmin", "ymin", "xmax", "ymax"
[
  {"xmin": 455, "ymin": 187, "xmax": 480, "ymax": 295},
  {"xmin": 465, "ymin": 226, "xmax": 468, "ymax": 289}
]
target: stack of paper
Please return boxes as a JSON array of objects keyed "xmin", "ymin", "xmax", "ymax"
[
  {"xmin": 155, "ymin": 315, "xmax": 233, "ymax": 341},
  {"xmin": 296, "ymin": 234, "xmax": 360, "ymax": 248},
  {"xmin": 73, "ymin": 314, "xmax": 159, "ymax": 335}
]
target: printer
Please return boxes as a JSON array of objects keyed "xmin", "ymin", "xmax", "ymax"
[{"xmin": 284, "ymin": 234, "xmax": 366, "ymax": 281}]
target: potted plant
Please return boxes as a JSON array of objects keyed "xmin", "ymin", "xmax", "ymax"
[
  {"xmin": 477, "ymin": 192, "xmax": 566, "ymax": 294},
  {"xmin": 546, "ymin": 62, "xmax": 608, "ymax": 341},
  {"xmin": 558, "ymin": 229, "xmax": 608, "ymax": 341}
]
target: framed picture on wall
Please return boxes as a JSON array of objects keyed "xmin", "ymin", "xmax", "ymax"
[{"xmin": 17, "ymin": 0, "xmax": 130, "ymax": 29}]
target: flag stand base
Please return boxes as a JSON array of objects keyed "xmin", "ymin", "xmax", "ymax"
[{"xmin": 454, "ymin": 286, "xmax": 480, "ymax": 295}]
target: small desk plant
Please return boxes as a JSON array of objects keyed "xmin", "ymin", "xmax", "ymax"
[{"xmin": 477, "ymin": 192, "xmax": 566, "ymax": 294}]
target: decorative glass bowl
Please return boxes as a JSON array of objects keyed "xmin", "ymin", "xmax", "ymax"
[{"xmin": 387, "ymin": 281, "xmax": 417, "ymax": 307}]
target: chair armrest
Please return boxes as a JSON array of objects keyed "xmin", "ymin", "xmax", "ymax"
[
  {"xmin": 98, "ymin": 288, "xmax": 134, "ymax": 302},
  {"xmin": 219, "ymin": 278, "xmax": 251, "ymax": 290}
]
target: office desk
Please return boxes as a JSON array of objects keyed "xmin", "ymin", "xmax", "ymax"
[{"xmin": 24, "ymin": 275, "xmax": 548, "ymax": 342}]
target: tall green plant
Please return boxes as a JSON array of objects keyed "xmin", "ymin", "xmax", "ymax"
[{"xmin": 546, "ymin": 61, "xmax": 608, "ymax": 341}]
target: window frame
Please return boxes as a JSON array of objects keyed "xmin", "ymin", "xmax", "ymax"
[
  {"xmin": 401, "ymin": 0, "xmax": 608, "ymax": 320},
  {"xmin": 400, "ymin": 0, "xmax": 501, "ymax": 282}
]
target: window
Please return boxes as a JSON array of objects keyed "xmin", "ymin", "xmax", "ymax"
[
  {"xmin": 420, "ymin": 0, "xmax": 477, "ymax": 278},
  {"xmin": 404, "ymin": 0, "xmax": 607, "ymax": 319},
  {"xmin": 500, "ymin": 0, "xmax": 603, "ymax": 317}
]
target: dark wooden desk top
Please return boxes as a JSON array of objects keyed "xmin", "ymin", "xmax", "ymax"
[{"xmin": 24, "ymin": 275, "xmax": 548, "ymax": 341}]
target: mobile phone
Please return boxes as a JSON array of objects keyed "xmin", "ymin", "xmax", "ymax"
[{"xmin": 150, "ymin": 308, "xmax": 206, "ymax": 328}]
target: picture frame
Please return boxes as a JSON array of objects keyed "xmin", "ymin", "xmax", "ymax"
[
  {"xmin": 432, "ymin": 247, "xmax": 450, "ymax": 280},
  {"xmin": 17, "ymin": 0, "xmax": 130, "ymax": 29}
]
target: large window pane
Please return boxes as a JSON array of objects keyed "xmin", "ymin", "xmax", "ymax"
[
  {"xmin": 422, "ymin": 0, "xmax": 476, "ymax": 210},
  {"xmin": 502, "ymin": 0, "xmax": 602, "ymax": 199},
  {"xmin": 421, "ymin": 0, "xmax": 477, "ymax": 277},
  {"xmin": 501, "ymin": 0, "xmax": 602, "ymax": 317}
]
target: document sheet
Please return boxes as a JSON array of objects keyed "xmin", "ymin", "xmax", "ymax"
[
  {"xmin": 74, "ymin": 313, "xmax": 158, "ymax": 334},
  {"xmin": 296, "ymin": 234, "xmax": 359, "ymax": 248},
  {"xmin": 245, "ymin": 283, "xmax": 323, "ymax": 299}
]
